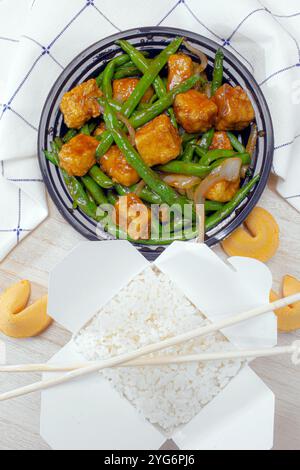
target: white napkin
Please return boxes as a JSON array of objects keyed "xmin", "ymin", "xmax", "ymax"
[{"xmin": 0, "ymin": 0, "xmax": 299, "ymax": 261}]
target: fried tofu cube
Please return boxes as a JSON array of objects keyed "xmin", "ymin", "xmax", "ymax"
[
  {"xmin": 59, "ymin": 134, "xmax": 98, "ymax": 176},
  {"xmin": 60, "ymin": 79, "xmax": 102, "ymax": 129},
  {"xmin": 174, "ymin": 90, "xmax": 218, "ymax": 133},
  {"xmin": 135, "ymin": 114, "xmax": 181, "ymax": 167},
  {"xmin": 112, "ymin": 78, "xmax": 154, "ymax": 104},
  {"xmin": 114, "ymin": 193, "xmax": 151, "ymax": 240},
  {"xmin": 167, "ymin": 53, "xmax": 194, "ymax": 91},
  {"xmin": 100, "ymin": 145, "xmax": 140, "ymax": 187},
  {"xmin": 206, "ymin": 179, "xmax": 240, "ymax": 203},
  {"xmin": 209, "ymin": 131, "xmax": 233, "ymax": 150},
  {"xmin": 212, "ymin": 84, "xmax": 255, "ymax": 131}
]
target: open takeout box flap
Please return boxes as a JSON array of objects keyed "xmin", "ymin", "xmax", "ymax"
[
  {"xmin": 155, "ymin": 242, "xmax": 277, "ymax": 349},
  {"xmin": 42, "ymin": 241, "xmax": 276, "ymax": 449},
  {"xmin": 48, "ymin": 241, "xmax": 149, "ymax": 333},
  {"xmin": 40, "ymin": 341, "xmax": 165, "ymax": 450},
  {"xmin": 40, "ymin": 346, "xmax": 275, "ymax": 450},
  {"xmin": 172, "ymin": 365, "xmax": 275, "ymax": 450}
]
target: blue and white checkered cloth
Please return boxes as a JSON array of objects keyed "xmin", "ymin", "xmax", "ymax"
[{"xmin": 0, "ymin": 0, "xmax": 299, "ymax": 260}]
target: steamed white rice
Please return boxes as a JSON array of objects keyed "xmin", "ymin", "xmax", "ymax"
[{"xmin": 74, "ymin": 267, "xmax": 243, "ymax": 435}]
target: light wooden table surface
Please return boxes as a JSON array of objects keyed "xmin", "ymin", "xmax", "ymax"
[{"xmin": 0, "ymin": 174, "xmax": 299, "ymax": 450}]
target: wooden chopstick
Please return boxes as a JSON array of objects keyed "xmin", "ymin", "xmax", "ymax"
[
  {"xmin": 0, "ymin": 293, "xmax": 299, "ymax": 402},
  {"xmin": 1, "ymin": 342, "xmax": 299, "ymax": 373}
]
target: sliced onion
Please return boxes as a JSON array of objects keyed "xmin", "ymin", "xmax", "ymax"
[
  {"xmin": 116, "ymin": 112, "xmax": 136, "ymax": 146},
  {"xmin": 183, "ymin": 40, "xmax": 208, "ymax": 73},
  {"xmin": 161, "ymin": 174, "xmax": 202, "ymax": 190},
  {"xmin": 133, "ymin": 180, "xmax": 146, "ymax": 197},
  {"xmin": 246, "ymin": 123, "xmax": 258, "ymax": 157},
  {"xmin": 193, "ymin": 158, "xmax": 242, "ymax": 206}
]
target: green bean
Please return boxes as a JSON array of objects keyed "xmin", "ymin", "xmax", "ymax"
[
  {"xmin": 200, "ymin": 149, "xmax": 251, "ymax": 166},
  {"xmin": 80, "ymin": 123, "xmax": 90, "ymax": 136},
  {"xmin": 102, "ymin": 99, "xmax": 122, "ymax": 113},
  {"xmin": 205, "ymin": 175, "xmax": 260, "ymax": 231},
  {"xmin": 95, "ymin": 130, "xmax": 113, "ymax": 159},
  {"xmin": 211, "ymin": 48, "xmax": 224, "ymax": 96},
  {"xmin": 130, "ymin": 184, "xmax": 163, "ymax": 204},
  {"xmin": 104, "ymin": 102, "xmax": 193, "ymax": 214},
  {"xmin": 115, "ymin": 182, "xmax": 163, "ymax": 206},
  {"xmin": 182, "ymin": 139, "xmax": 196, "ymax": 162},
  {"xmin": 102, "ymin": 62, "xmax": 116, "ymax": 99},
  {"xmin": 102, "ymin": 63, "xmax": 116, "ymax": 99},
  {"xmin": 114, "ymin": 183, "xmax": 161, "ymax": 206},
  {"xmin": 169, "ymin": 109, "xmax": 178, "ymax": 128},
  {"xmin": 205, "ymin": 201, "xmax": 224, "ymax": 212},
  {"xmin": 96, "ymin": 71, "xmax": 104, "ymax": 88},
  {"xmin": 161, "ymin": 217, "xmax": 193, "ymax": 236},
  {"xmin": 54, "ymin": 137, "xmax": 64, "ymax": 150},
  {"xmin": 94, "ymin": 134, "xmax": 103, "ymax": 142},
  {"xmin": 88, "ymin": 121, "xmax": 98, "ymax": 135},
  {"xmin": 199, "ymin": 129, "xmax": 215, "ymax": 151},
  {"xmin": 116, "ymin": 59, "xmax": 136, "ymax": 69},
  {"xmin": 113, "ymin": 52, "xmax": 149, "ymax": 73},
  {"xmin": 64, "ymin": 174, "xmax": 99, "ymax": 220},
  {"xmin": 44, "ymin": 150, "xmax": 58, "ymax": 166},
  {"xmin": 135, "ymin": 227, "xmax": 199, "ymax": 244},
  {"xmin": 106, "ymin": 190, "xmax": 118, "ymax": 206},
  {"xmin": 86, "ymin": 191, "xmax": 95, "ymax": 204},
  {"xmin": 227, "ymin": 132, "xmax": 246, "ymax": 153},
  {"xmin": 102, "ymin": 54, "xmax": 131, "ymax": 98},
  {"xmin": 63, "ymin": 129, "xmax": 77, "ymax": 143},
  {"xmin": 96, "ymin": 54, "xmax": 131, "ymax": 88},
  {"xmin": 181, "ymin": 132, "xmax": 201, "ymax": 144},
  {"xmin": 192, "ymin": 145, "xmax": 207, "ymax": 160},
  {"xmin": 89, "ymin": 165, "xmax": 114, "ymax": 189},
  {"xmin": 96, "ymin": 74, "xmax": 201, "ymax": 158},
  {"xmin": 157, "ymin": 161, "xmax": 210, "ymax": 178},
  {"xmin": 137, "ymin": 94, "xmax": 158, "ymax": 111},
  {"xmin": 208, "ymin": 152, "xmax": 251, "ymax": 170},
  {"xmin": 114, "ymin": 183, "xmax": 129, "ymax": 196},
  {"xmin": 114, "ymin": 65, "xmax": 141, "ymax": 79},
  {"xmin": 148, "ymin": 93, "xmax": 158, "ymax": 105},
  {"xmin": 81, "ymin": 176, "xmax": 108, "ymax": 205},
  {"xmin": 107, "ymin": 224, "xmax": 199, "ymax": 245}
]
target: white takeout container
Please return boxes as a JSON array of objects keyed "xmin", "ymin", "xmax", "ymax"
[{"xmin": 41, "ymin": 241, "xmax": 277, "ymax": 450}]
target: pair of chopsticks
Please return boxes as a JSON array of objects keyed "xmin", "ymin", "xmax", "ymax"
[
  {"xmin": 0, "ymin": 293, "xmax": 299, "ymax": 402},
  {"xmin": 2, "ymin": 343, "xmax": 299, "ymax": 372}
]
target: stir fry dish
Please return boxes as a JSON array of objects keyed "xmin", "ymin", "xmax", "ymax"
[{"xmin": 44, "ymin": 37, "xmax": 260, "ymax": 244}]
